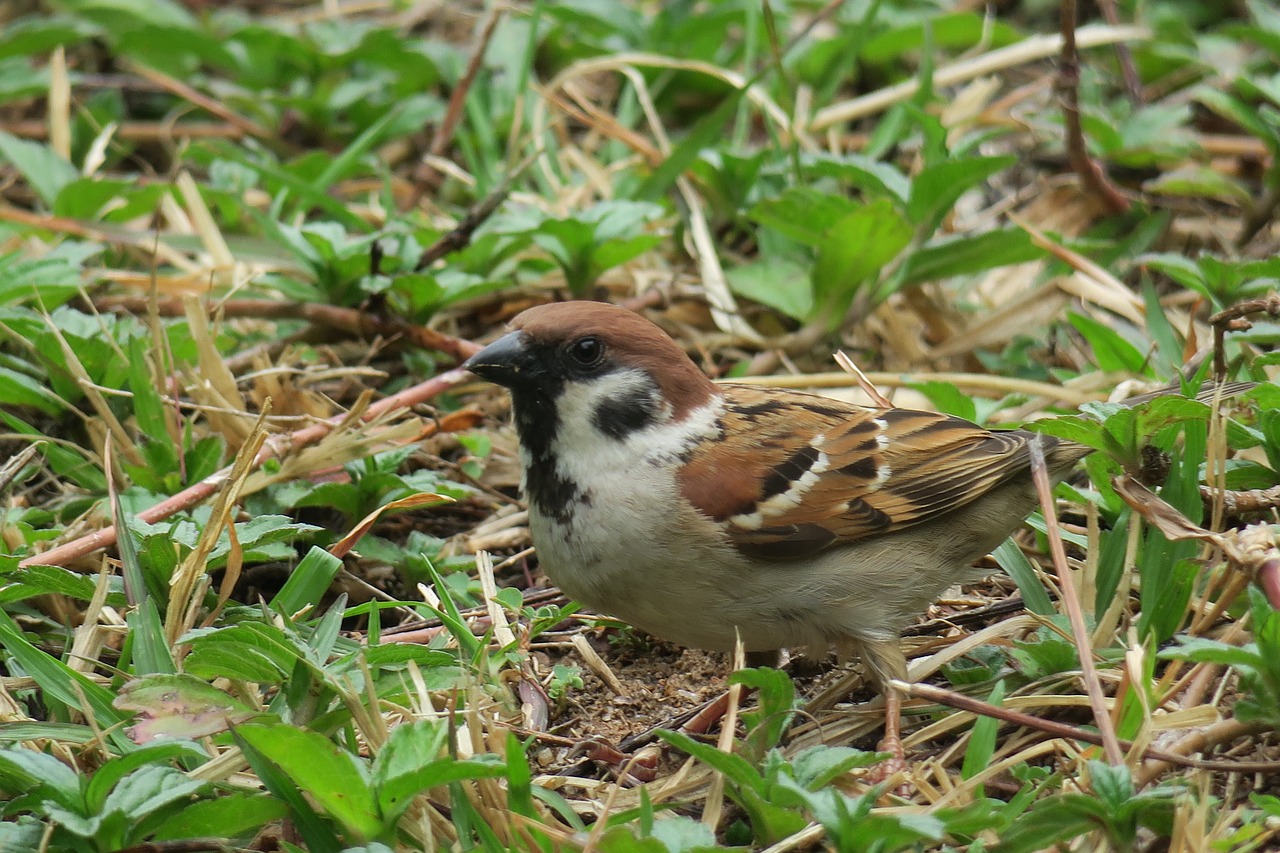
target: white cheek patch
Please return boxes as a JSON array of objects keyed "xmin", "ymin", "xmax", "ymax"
[{"xmin": 548, "ymin": 370, "xmax": 720, "ymax": 488}]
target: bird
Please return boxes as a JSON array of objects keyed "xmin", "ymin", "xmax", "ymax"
[{"xmin": 462, "ymin": 300, "xmax": 1094, "ymax": 761}]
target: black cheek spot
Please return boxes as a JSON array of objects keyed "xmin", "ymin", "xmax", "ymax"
[{"xmin": 592, "ymin": 388, "xmax": 659, "ymax": 440}]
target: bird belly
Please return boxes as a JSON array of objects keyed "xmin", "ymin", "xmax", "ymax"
[{"xmin": 531, "ymin": 476, "xmax": 1040, "ymax": 655}]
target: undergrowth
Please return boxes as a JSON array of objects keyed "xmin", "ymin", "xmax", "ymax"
[{"xmin": 0, "ymin": 1, "xmax": 1279, "ymax": 851}]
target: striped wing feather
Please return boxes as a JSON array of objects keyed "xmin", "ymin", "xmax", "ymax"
[{"xmin": 677, "ymin": 386, "xmax": 1047, "ymax": 560}]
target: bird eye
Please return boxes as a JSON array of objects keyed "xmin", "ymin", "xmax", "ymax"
[{"xmin": 567, "ymin": 336, "xmax": 605, "ymax": 368}]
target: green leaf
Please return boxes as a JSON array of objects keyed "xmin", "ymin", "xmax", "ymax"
[
  {"xmin": 115, "ymin": 674, "xmax": 257, "ymax": 742},
  {"xmin": 726, "ymin": 258, "xmax": 813, "ymax": 320},
  {"xmin": 181, "ymin": 622, "xmax": 301, "ymax": 683},
  {"xmin": 1027, "ymin": 414, "xmax": 1109, "ymax": 454},
  {"xmin": 0, "ymin": 365, "xmax": 64, "ymax": 414},
  {"xmin": 371, "ymin": 719, "xmax": 449, "ymax": 791},
  {"xmin": 648, "ymin": 815, "xmax": 717, "ymax": 852},
  {"xmin": 655, "ymin": 729, "xmax": 765, "ymax": 794},
  {"xmin": 0, "ymin": 132, "xmax": 78, "ymax": 206},
  {"xmin": 0, "ymin": 17, "xmax": 98, "ymax": 61},
  {"xmin": 1134, "ymin": 395, "xmax": 1211, "ymax": 437},
  {"xmin": 0, "ymin": 563, "xmax": 113, "ymax": 605},
  {"xmin": 902, "ymin": 228, "xmax": 1044, "ymax": 285},
  {"xmin": 992, "ymin": 539, "xmax": 1055, "ymax": 615},
  {"xmin": 236, "ymin": 720, "xmax": 382, "ymax": 842},
  {"xmin": 0, "ymin": 722, "xmax": 97, "ymax": 743},
  {"xmin": 83, "ymin": 742, "xmax": 208, "ymax": 815},
  {"xmin": 99, "ymin": 765, "xmax": 209, "ymax": 838},
  {"xmin": 1141, "ymin": 280, "xmax": 1182, "ymax": 377},
  {"xmin": 0, "ymin": 246, "xmax": 95, "ymax": 308},
  {"xmin": 1011, "ymin": 625, "xmax": 1081, "ymax": 680},
  {"xmin": 1159, "ymin": 637, "xmax": 1265, "ymax": 670},
  {"xmin": 219, "ymin": 148, "xmax": 368, "ymax": 231},
  {"xmin": 126, "ymin": 598, "xmax": 175, "ymax": 676},
  {"xmin": 907, "ymin": 155, "xmax": 1015, "ymax": 227},
  {"xmin": 1144, "ymin": 165, "xmax": 1252, "ymax": 204},
  {"xmin": 811, "ymin": 198, "xmax": 911, "ymax": 322},
  {"xmin": 861, "ymin": 12, "xmax": 1022, "ymax": 65},
  {"xmin": 750, "ymin": 188, "xmax": 858, "ymax": 246},
  {"xmin": 908, "ymin": 380, "xmax": 977, "ymax": 421},
  {"xmin": 1088, "ymin": 760, "xmax": 1134, "ymax": 810},
  {"xmin": 1195, "ymin": 88, "xmax": 1280, "ymax": 155},
  {"xmin": 1068, "ymin": 312, "xmax": 1147, "ymax": 374},
  {"xmin": 798, "ymin": 153, "xmax": 911, "ymax": 204},
  {"xmin": 531, "ymin": 201, "xmax": 663, "ymax": 296},
  {"xmin": 504, "ymin": 732, "xmax": 536, "ymax": 820},
  {"xmin": 126, "ymin": 335, "xmax": 175, "ymax": 467},
  {"xmin": 961, "ymin": 680, "xmax": 1004, "ymax": 792},
  {"xmin": 314, "ymin": 107, "xmax": 404, "ymax": 191},
  {"xmin": 272, "ymin": 546, "xmax": 343, "ymax": 616},
  {"xmin": 114, "ymin": 493, "xmax": 150, "ymax": 611},
  {"xmin": 731, "ymin": 666, "xmax": 796, "ymax": 760},
  {"xmin": 61, "ymin": 0, "xmax": 197, "ymax": 31},
  {"xmin": 993, "ymin": 793, "xmax": 1100, "ymax": 853},
  {"xmin": 233, "ymin": 723, "xmax": 343, "ymax": 853},
  {"xmin": 0, "ymin": 816, "xmax": 43, "ymax": 853},
  {"xmin": 151, "ymin": 791, "xmax": 290, "ymax": 843},
  {"xmin": 0, "ymin": 610, "xmax": 130, "ymax": 735},
  {"xmin": 635, "ymin": 86, "xmax": 747, "ymax": 200},
  {"xmin": 788, "ymin": 745, "xmax": 882, "ymax": 790},
  {"xmin": 375, "ymin": 755, "xmax": 507, "ymax": 825},
  {"xmin": 0, "ymin": 746, "xmax": 81, "ymax": 803}
]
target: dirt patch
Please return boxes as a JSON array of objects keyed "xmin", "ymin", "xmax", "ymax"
[{"xmin": 540, "ymin": 635, "xmax": 732, "ymax": 747}]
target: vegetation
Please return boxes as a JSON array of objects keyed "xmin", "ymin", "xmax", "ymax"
[{"xmin": 0, "ymin": 0, "xmax": 1278, "ymax": 850}]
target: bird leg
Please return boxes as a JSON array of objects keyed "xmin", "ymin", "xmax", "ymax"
[
  {"xmin": 878, "ymin": 688, "xmax": 904, "ymax": 762},
  {"xmin": 859, "ymin": 637, "xmax": 910, "ymax": 786}
]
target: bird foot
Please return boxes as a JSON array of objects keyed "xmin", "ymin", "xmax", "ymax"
[{"xmin": 867, "ymin": 733, "xmax": 911, "ymax": 796}]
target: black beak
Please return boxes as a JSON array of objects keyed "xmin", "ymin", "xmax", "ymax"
[{"xmin": 463, "ymin": 330, "xmax": 533, "ymax": 386}]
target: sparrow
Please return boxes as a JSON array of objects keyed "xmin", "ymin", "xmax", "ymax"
[{"xmin": 462, "ymin": 301, "xmax": 1093, "ymax": 756}]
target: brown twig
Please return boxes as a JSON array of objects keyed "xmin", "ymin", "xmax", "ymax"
[
  {"xmin": 0, "ymin": 119, "xmax": 247, "ymax": 141},
  {"xmin": 20, "ymin": 369, "xmax": 471, "ymax": 570},
  {"xmin": 894, "ymin": 680, "xmax": 1280, "ymax": 774},
  {"xmin": 122, "ymin": 60, "xmax": 284, "ymax": 152},
  {"xmin": 93, "ymin": 296, "xmax": 480, "ymax": 364},
  {"xmin": 1057, "ymin": 0, "xmax": 1130, "ymax": 214},
  {"xmin": 1095, "ymin": 0, "xmax": 1142, "ymax": 102},
  {"xmin": 1209, "ymin": 292, "xmax": 1280, "ymax": 381},
  {"xmin": 414, "ymin": 150, "xmax": 540, "ymax": 270},
  {"xmin": 108, "ymin": 841, "xmax": 242, "ymax": 853},
  {"xmin": 1030, "ymin": 439, "xmax": 1126, "ymax": 764},
  {"xmin": 408, "ymin": 8, "xmax": 504, "ymax": 204},
  {"xmin": 1134, "ymin": 718, "xmax": 1274, "ymax": 785},
  {"xmin": 1201, "ymin": 484, "xmax": 1280, "ymax": 516},
  {"xmin": 1237, "ymin": 181, "xmax": 1280, "ymax": 249}
]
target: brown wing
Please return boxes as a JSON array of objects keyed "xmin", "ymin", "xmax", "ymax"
[{"xmin": 677, "ymin": 385, "xmax": 1052, "ymax": 560}]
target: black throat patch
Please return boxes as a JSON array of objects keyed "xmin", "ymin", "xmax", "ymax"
[{"xmin": 510, "ymin": 385, "xmax": 583, "ymax": 524}]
